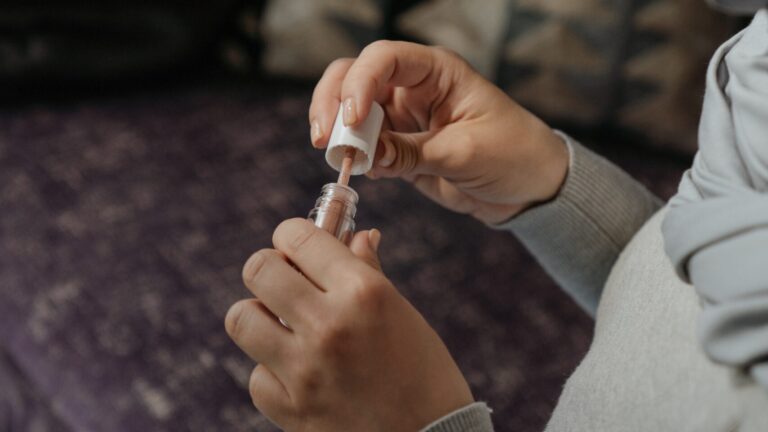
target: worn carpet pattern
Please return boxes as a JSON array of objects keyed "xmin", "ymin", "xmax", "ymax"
[{"xmin": 0, "ymin": 82, "xmax": 687, "ymax": 432}]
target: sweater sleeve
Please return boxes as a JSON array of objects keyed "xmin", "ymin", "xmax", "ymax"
[
  {"xmin": 492, "ymin": 131, "xmax": 662, "ymax": 315},
  {"xmin": 419, "ymin": 134, "xmax": 661, "ymax": 432},
  {"xmin": 420, "ymin": 402, "xmax": 494, "ymax": 432},
  {"xmin": 662, "ymin": 10, "xmax": 768, "ymax": 390}
]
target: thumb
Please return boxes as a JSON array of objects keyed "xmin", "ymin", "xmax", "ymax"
[
  {"xmin": 368, "ymin": 130, "xmax": 436, "ymax": 179},
  {"xmin": 348, "ymin": 229, "xmax": 383, "ymax": 272}
]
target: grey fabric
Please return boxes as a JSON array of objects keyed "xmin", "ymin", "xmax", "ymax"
[
  {"xmin": 492, "ymin": 132, "xmax": 662, "ymax": 315},
  {"xmin": 707, "ymin": 0, "xmax": 768, "ymax": 14},
  {"xmin": 547, "ymin": 209, "xmax": 768, "ymax": 432},
  {"xmin": 431, "ymin": 132, "xmax": 663, "ymax": 431},
  {"xmin": 663, "ymin": 9, "xmax": 768, "ymax": 391},
  {"xmin": 421, "ymin": 402, "xmax": 493, "ymax": 432}
]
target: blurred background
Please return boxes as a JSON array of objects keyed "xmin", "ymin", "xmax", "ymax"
[{"xmin": 0, "ymin": 1, "xmax": 743, "ymax": 431}]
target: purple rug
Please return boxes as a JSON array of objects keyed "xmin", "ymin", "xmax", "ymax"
[{"xmin": 0, "ymin": 81, "xmax": 689, "ymax": 431}]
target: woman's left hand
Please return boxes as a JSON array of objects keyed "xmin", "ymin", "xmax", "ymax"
[{"xmin": 225, "ymin": 218, "xmax": 473, "ymax": 432}]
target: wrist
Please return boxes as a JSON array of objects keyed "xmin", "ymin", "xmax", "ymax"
[
  {"xmin": 480, "ymin": 126, "xmax": 569, "ymax": 225},
  {"xmin": 529, "ymin": 127, "xmax": 570, "ymax": 205}
]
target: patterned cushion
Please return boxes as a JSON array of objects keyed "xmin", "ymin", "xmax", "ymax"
[
  {"xmin": 245, "ymin": 0, "xmax": 739, "ymax": 154},
  {"xmin": 396, "ymin": 0, "xmax": 735, "ymax": 153},
  {"xmin": 259, "ymin": 0, "xmax": 384, "ymax": 78},
  {"xmin": 618, "ymin": 0, "xmax": 735, "ymax": 153}
]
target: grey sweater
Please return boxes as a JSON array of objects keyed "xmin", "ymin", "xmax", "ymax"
[
  {"xmin": 427, "ymin": 7, "xmax": 768, "ymax": 432},
  {"xmin": 424, "ymin": 135, "xmax": 662, "ymax": 432}
]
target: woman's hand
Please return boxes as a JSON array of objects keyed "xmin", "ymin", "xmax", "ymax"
[
  {"xmin": 309, "ymin": 40, "xmax": 569, "ymax": 224},
  {"xmin": 226, "ymin": 219, "xmax": 473, "ymax": 432}
]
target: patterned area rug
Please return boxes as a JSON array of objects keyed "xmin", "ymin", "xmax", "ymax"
[{"xmin": 0, "ymin": 81, "xmax": 688, "ymax": 431}]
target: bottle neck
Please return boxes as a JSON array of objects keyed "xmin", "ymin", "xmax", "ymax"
[{"xmin": 308, "ymin": 183, "xmax": 359, "ymax": 245}]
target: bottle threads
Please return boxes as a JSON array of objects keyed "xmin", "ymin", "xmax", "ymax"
[{"xmin": 308, "ymin": 183, "xmax": 358, "ymax": 245}]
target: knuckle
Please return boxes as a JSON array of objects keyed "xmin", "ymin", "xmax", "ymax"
[
  {"xmin": 288, "ymin": 225, "xmax": 317, "ymax": 253},
  {"xmin": 391, "ymin": 137, "xmax": 420, "ymax": 176},
  {"xmin": 343, "ymin": 65, "xmax": 378, "ymax": 91},
  {"xmin": 362, "ymin": 39, "xmax": 393, "ymax": 55},
  {"xmin": 225, "ymin": 300, "xmax": 249, "ymax": 340},
  {"xmin": 290, "ymin": 365, "xmax": 322, "ymax": 412},
  {"xmin": 274, "ymin": 218, "xmax": 317, "ymax": 254},
  {"xmin": 328, "ymin": 57, "xmax": 353, "ymax": 71},
  {"xmin": 433, "ymin": 45, "xmax": 458, "ymax": 58},
  {"xmin": 248, "ymin": 366, "xmax": 271, "ymax": 406},
  {"xmin": 348, "ymin": 275, "xmax": 389, "ymax": 313},
  {"xmin": 242, "ymin": 250, "xmax": 268, "ymax": 284},
  {"xmin": 314, "ymin": 320, "xmax": 352, "ymax": 358},
  {"xmin": 433, "ymin": 45, "xmax": 469, "ymax": 67},
  {"xmin": 432, "ymin": 45, "xmax": 474, "ymax": 77}
]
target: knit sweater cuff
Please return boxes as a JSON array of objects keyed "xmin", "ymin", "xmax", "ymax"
[
  {"xmin": 490, "ymin": 131, "xmax": 662, "ymax": 315},
  {"xmin": 420, "ymin": 402, "xmax": 494, "ymax": 432}
]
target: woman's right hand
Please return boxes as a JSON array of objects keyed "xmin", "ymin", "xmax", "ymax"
[{"xmin": 309, "ymin": 41, "xmax": 569, "ymax": 225}]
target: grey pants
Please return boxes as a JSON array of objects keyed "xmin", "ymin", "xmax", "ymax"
[{"xmin": 545, "ymin": 209, "xmax": 768, "ymax": 432}]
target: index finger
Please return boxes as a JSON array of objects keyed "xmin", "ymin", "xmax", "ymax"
[
  {"xmin": 272, "ymin": 218, "xmax": 372, "ymax": 291},
  {"xmin": 308, "ymin": 58, "xmax": 354, "ymax": 149},
  {"xmin": 340, "ymin": 40, "xmax": 438, "ymax": 126}
]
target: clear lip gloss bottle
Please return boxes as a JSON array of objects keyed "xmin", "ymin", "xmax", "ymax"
[
  {"xmin": 308, "ymin": 182, "xmax": 358, "ymax": 245},
  {"xmin": 310, "ymin": 101, "xmax": 383, "ymax": 245}
]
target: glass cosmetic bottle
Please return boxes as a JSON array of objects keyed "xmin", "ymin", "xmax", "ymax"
[{"xmin": 308, "ymin": 183, "xmax": 358, "ymax": 246}]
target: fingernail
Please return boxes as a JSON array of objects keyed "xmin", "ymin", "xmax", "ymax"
[
  {"xmin": 310, "ymin": 119, "xmax": 322, "ymax": 147},
  {"xmin": 378, "ymin": 139, "xmax": 395, "ymax": 167},
  {"xmin": 343, "ymin": 97, "xmax": 357, "ymax": 126},
  {"xmin": 368, "ymin": 229, "xmax": 381, "ymax": 252}
]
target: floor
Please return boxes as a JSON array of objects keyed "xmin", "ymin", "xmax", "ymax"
[{"xmin": 0, "ymin": 81, "xmax": 691, "ymax": 432}]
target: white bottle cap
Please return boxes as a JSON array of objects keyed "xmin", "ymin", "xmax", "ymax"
[{"xmin": 325, "ymin": 101, "xmax": 384, "ymax": 175}]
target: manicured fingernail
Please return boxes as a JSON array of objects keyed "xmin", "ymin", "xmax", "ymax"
[
  {"xmin": 343, "ymin": 97, "xmax": 357, "ymax": 126},
  {"xmin": 378, "ymin": 139, "xmax": 395, "ymax": 167},
  {"xmin": 310, "ymin": 119, "xmax": 322, "ymax": 147},
  {"xmin": 368, "ymin": 229, "xmax": 381, "ymax": 252}
]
